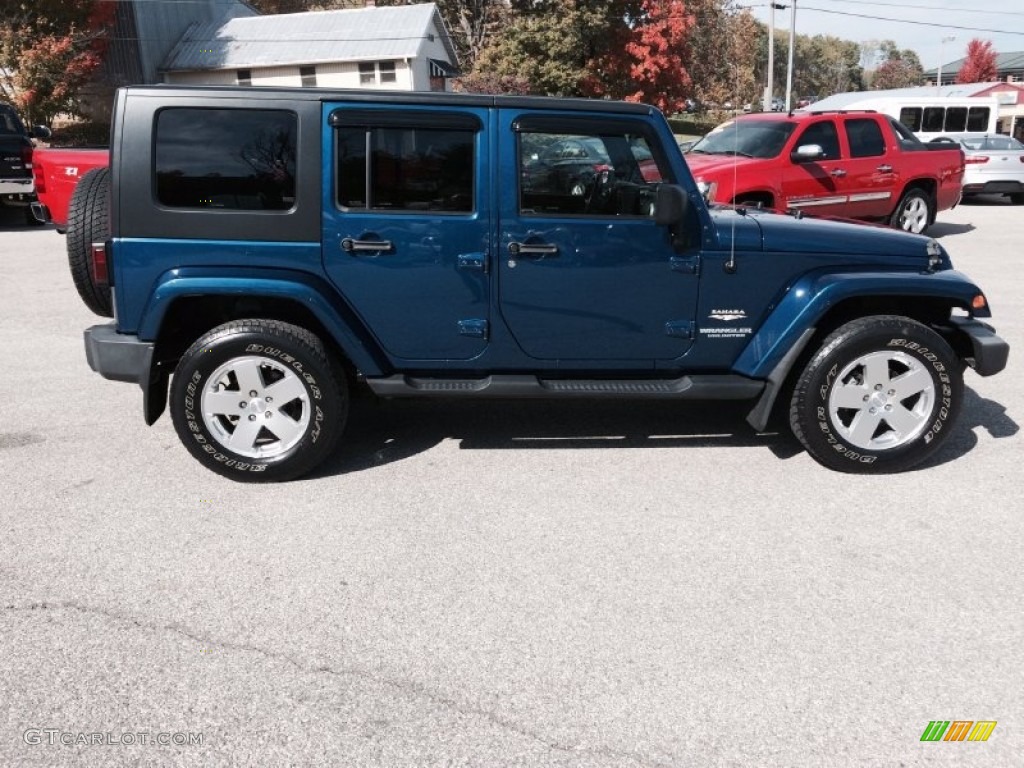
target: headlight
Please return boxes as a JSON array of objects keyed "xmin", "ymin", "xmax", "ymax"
[{"xmin": 695, "ymin": 179, "xmax": 718, "ymax": 202}]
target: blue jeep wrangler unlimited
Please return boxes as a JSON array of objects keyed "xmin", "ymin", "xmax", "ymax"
[{"xmin": 72, "ymin": 86, "xmax": 1008, "ymax": 480}]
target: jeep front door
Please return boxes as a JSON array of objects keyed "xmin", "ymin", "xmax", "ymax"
[
  {"xmin": 498, "ymin": 112, "xmax": 699, "ymax": 362},
  {"xmin": 321, "ymin": 104, "xmax": 491, "ymax": 361}
]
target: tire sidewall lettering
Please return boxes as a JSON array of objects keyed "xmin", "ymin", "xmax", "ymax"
[{"xmin": 174, "ymin": 333, "xmax": 337, "ymax": 476}]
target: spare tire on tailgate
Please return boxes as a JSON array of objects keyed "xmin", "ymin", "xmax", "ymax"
[{"xmin": 66, "ymin": 167, "xmax": 112, "ymax": 317}]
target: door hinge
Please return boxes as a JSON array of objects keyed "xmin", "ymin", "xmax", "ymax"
[
  {"xmin": 670, "ymin": 256, "xmax": 699, "ymax": 275},
  {"xmin": 664, "ymin": 320, "xmax": 694, "ymax": 339},
  {"xmin": 457, "ymin": 319, "xmax": 489, "ymax": 339}
]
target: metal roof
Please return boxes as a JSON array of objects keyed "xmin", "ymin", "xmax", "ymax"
[
  {"xmin": 162, "ymin": 2, "xmax": 456, "ymax": 73},
  {"xmin": 806, "ymin": 84, "xmax": 1005, "ymax": 111},
  {"xmin": 924, "ymin": 51, "xmax": 1024, "ymax": 77}
]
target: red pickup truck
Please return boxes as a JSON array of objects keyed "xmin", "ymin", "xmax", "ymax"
[
  {"xmin": 30, "ymin": 146, "xmax": 108, "ymax": 232},
  {"xmin": 685, "ymin": 111, "xmax": 964, "ymax": 234}
]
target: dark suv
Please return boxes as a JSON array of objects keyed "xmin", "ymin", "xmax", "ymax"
[{"xmin": 70, "ymin": 85, "xmax": 1007, "ymax": 480}]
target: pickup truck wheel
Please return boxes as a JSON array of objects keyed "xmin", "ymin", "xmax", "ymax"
[
  {"xmin": 1010, "ymin": 193, "xmax": 1024, "ymax": 205},
  {"xmin": 890, "ymin": 189, "xmax": 932, "ymax": 234},
  {"xmin": 66, "ymin": 167, "xmax": 113, "ymax": 317},
  {"xmin": 789, "ymin": 316, "xmax": 962, "ymax": 473},
  {"xmin": 170, "ymin": 320, "xmax": 346, "ymax": 482}
]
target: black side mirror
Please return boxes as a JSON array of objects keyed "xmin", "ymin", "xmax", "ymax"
[
  {"xmin": 29, "ymin": 125, "xmax": 52, "ymax": 139},
  {"xmin": 654, "ymin": 184, "xmax": 689, "ymax": 226}
]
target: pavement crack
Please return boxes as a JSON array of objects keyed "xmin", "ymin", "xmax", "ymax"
[{"xmin": 4, "ymin": 600, "xmax": 675, "ymax": 768}]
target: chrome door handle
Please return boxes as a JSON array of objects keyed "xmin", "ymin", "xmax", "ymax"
[
  {"xmin": 341, "ymin": 237, "xmax": 393, "ymax": 253},
  {"xmin": 876, "ymin": 164, "xmax": 893, "ymax": 173},
  {"xmin": 509, "ymin": 241, "xmax": 558, "ymax": 256},
  {"xmin": 830, "ymin": 169, "xmax": 847, "ymax": 178}
]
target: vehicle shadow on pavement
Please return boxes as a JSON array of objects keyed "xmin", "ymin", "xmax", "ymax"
[
  {"xmin": 0, "ymin": 206, "xmax": 51, "ymax": 231},
  {"xmin": 929, "ymin": 221, "xmax": 975, "ymax": 238},
  {"xmin": 918, "ymin": 386, "xmax": 1019, "ymax": 471},
  {"xmin": 312, "ymin": 395, "xmax": 804, "ymax": 478},
  {"xmin": 312, "ymin": 385, "xmax": 1016, "ymax": 477}
]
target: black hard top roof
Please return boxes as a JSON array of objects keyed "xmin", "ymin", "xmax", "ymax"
[{"xmin": 121, "ymin": 84, "xmax": 657, "ymax": 116}]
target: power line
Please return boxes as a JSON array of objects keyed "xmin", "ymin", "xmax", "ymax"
[
  {"xmin": 810, "ymin": 0, "xmax": 1024, "ymax": 17},
  {"xmin": 799, "ymin": 5, "xmax": 1024, "ymax": 36}
]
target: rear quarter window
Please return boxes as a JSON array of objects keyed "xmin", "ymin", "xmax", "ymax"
[{"xmin": 154, "ymin": 108, "xmax": 297, "ymax": 211}]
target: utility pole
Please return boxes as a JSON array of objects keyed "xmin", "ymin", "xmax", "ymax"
[
  {"xmin": 784, "ymin": 0, "xmax": 797, "ymax": 111},
  {"xmin": 765, "ymin": 3, "xmax": 786, "ymax": 111},
  {"xmin": 937, "ymin": 35, "xmax": 955, "ymax": 93}
]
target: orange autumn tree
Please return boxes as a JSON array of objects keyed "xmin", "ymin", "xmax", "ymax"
[
  {"xmin": 622, "ymin": 0, "xmax": 696, "ymax": 114},
  {"xmin": 956, "ymin": 39, "xmax": 998, "ymax": 84},
  {"xmin": 0, "ymin": 0, "xmax": 115, "ymax": 125}
]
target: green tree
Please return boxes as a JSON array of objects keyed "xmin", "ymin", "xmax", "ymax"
[{"xmin": 471, "ymin": 0, "xmax": 639, "ymax": 96}]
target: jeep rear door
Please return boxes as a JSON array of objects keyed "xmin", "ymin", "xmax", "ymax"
[
  {"xmin": 322, "ymin": 104, "xmax": 491, "ymax": 361},
  {"xmin": 496, "ymin": 111, "xmax": 699, "ymax": 362}
]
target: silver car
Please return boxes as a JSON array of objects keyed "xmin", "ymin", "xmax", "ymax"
[{"xmin": 960, "ymin": 135, "xmax": 1024, "ymax": 204}]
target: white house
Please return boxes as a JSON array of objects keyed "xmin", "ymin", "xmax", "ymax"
[{"xmin": 161, "ymin": 3, "xmax": 458, "ymax": 92}]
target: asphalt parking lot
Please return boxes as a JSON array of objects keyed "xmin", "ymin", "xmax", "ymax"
[{"xmin": 1, "ymin": 199, "xmax": 1021, "ymax": 767}]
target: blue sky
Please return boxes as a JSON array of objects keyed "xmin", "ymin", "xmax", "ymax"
[{"xmin": 747, "ymin": 0, "xmax": 1024, "ymax": 71}]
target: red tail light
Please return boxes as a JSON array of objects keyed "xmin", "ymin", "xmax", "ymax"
[
  {"xmin": 593, "ymin": 163, "xmax": 612, "ymax": 173},
  {"xmin": 965, "ymin": 155, "xmax": 989, "ymax": 164},
  {"xmin": 31, "ymin": 159, "xmax": 45, "ymax": 193},
  {"xmin": 21, "ymin": 144, "xmax": 33, "ymax": 169},
  {"xmin": 90, "ymin": 242, "xmax": 109, "ymax": 286}
]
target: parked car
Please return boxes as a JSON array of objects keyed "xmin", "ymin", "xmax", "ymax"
[
  {"xmin": 958, "ymin": 134, "xmax": 1024, "ymax": 204},
  {"xmin": 0, "ymin": 102, "xmax": 50, "ymax": 225},
  {"xmin": 685, "ymin": 110, "xmax": 965, "ymax": 234},
  {"xmin": 71, "ymin": 85, "xmax": 1006, "ymax": 480},
  {"xmin": 30, "ymin": 146, "xmax": 108, "ymax": 231}
]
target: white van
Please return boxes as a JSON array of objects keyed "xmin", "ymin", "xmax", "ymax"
[{"xmin": 802, "ymin": 90, "xmax": 999, "ymax": 142}]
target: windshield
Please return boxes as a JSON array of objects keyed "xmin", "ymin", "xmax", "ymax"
[{"xmin": 689, "ymin": 119, "xmax": 797, "ymax": 159}]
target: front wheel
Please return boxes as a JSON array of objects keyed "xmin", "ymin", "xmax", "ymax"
[
  {"xmin": 890, "ymin": 188, "xmax": 933, "ymax": 234},
  {"xmin": 789, "ymin": 316, "xmax": 963, "ymax": 473},
  {"xmin": 170, "ymin": 319, "xmax": 347, "ymax": 481}
]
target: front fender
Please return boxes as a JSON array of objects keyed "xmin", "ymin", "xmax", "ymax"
[
  {"xmin": 139, "ymin": 266, "xmax": 388, "ymax": 376},
  {"xmin": 733, "ymin": 268, "xmax": 987, "ymax": 379}
]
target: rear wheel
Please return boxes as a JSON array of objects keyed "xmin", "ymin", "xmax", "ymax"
[
  {"xmin": 889, "ymin": 188, "xmax": 933, "ymax": 234},
  {"xmin": 170, "ymin": 319, "xmax": 347, "ymax": 482},
  {"xmin": 66, "ymin": 167, "xmax": 113, "ymax": 317},
  {"xmin": 790, "ymin": 316, "xmax": 962, "ymax": 473}
]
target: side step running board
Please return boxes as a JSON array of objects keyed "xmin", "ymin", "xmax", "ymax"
[{"xmin": 366, "ymin": 374, "xmax": 764, "ymax": 400}]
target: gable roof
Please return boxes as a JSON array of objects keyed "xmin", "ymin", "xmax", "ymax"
[{"xmin": 162, "ymin": 2, "xmax": 456, "ymax": 73}]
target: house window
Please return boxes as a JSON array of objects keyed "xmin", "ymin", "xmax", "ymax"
[
  {"xmin": 358, "ymin": 62, "xmax": 375, "ymax": 85},
  {"xmin": 237, "ymin": 69, "xmax": 252, "ymax": 86},
  {"xmin": 299, "ymin": 66, "xmax": 316, "ymax": 87},
  {"xmin": 379, "ymin": 61, "xmax": 397, "ymax": 84},
  {"xmin": 155, "ymin": 108, "xmax": 297, "ymax": 211}
]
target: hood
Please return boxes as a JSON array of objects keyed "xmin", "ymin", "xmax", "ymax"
[
  {"xmin": 685, "ymin": 153, "xmax": 765, "ymax": 178},
  {"xmin": 710, "ymin": 206, "xmax": 944, "ymax": 266}
]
